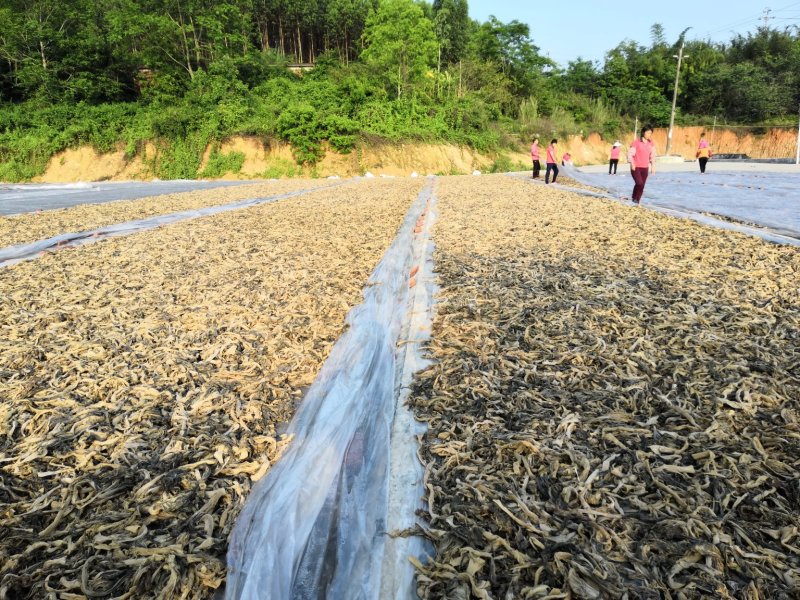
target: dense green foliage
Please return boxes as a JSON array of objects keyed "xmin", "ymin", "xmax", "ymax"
[
  {"xmin": 561, "ymin": 24, "xmax": 800, "ymax": 126},
  {"xmin": 0, "ymin": 0, "xmax": 798, "ymax": 180}
]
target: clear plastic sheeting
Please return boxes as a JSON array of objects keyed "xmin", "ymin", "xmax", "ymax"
[
  {"xmin": 0, "ymin": 180, "xmax": 251, "ymax": 216},
  {"xmin": 0, "ymin": 186, "xmax": 334, "ymax": 268},
  {"xmin": 379, "ymin": 191, "xmax": 437, "ymax": 600},
  {"xmin": 513, "ymin": 171, "xmax": 800, "ymax": 247},
  {"xmin": 227, "ymin": 181, "xmax": 436, "ymax": 600},
  {"xmin": 561, "ymin": 164, "xmax": 800, "ymax": 239}
]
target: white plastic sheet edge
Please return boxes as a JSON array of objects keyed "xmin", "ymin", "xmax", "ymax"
[
  {"xmin": 226, "ymin": 180, "xmax": 437, "ymax": 600},
  {"xmin": 0, "ymin": 183, "xmax": 341, "ymax": 268},
  {"xmin": 511, "ymin": 171, "xmax": 800, "ymax": 247},
  {"xmin": 379, "ymin": 187, "xmax": 438, "ymax": 600}
]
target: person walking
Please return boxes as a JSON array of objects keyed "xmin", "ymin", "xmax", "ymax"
[
  {"xmin": 531, "ymin": 137, "xmax": 541, "ymax": 179},
  {"xmin": 627, "ymin": 125, "xmax": 656, "ymax": 204},
  {"xmin": 609, "ymin": 141, "xmax": 621, "ymax": 174},
  {"xmin": 696, "ymin": 133, "xmax": 712, "ymax": 174},
  {"xmin": 545, "ymin": 139, "xmax": 559, "ymax": 184}
]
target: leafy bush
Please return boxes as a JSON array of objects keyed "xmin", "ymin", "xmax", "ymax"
[
  {"xmin": 489, "ymin": 154, "xmax": 514, "ymax": 173},
  {"xmin": 261, "ymin": 159, "xmax": 300, "ymax": 179},
  {"xmin": 276, "ymin": 104, "xmax": 323, "ymax": 165},
  {"xmin": 322, "ymin": 115, "xmax": 358, "ymax": 153},
  {"xmin": 200, "ymin": 148, "xmax": 245, "ymax": 178}
]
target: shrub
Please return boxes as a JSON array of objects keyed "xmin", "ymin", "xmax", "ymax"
[
  {"xmin": 200, "ymin": 149, "xmax": 245, "ymax": 178},
  {"xmin": 276, "ymin": 104, "xmax": 323, "ymax": 165}
]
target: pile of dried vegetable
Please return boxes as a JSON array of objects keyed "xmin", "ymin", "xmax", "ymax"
[
  {"xmin": 0, "ymin": 179, "xmax": 330, "ymax": 248},
  {"xmin": 549, "ymin": 174, "xmax": 609, "ymax": 195},
  {"xmin": 0, "ymin": 178, "xmax": 423, "ymax": 598},
  {"xmin": 410, "ymin": 175, "xmax": 800, "ymax": 599}
]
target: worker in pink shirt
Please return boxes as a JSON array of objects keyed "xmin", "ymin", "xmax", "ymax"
[
  {"xmin": 545, "ymin": 139, "xmax": 559, "ymax": 184},
  {"xmin": 609, "ymin": 141, "xmax": 621, "ymax": 175},
  {"xmin": 530, "ymin": 137, "xmax": 541, "ymax": 179},
  {"xmin": 627, "ymin": 125, "xmax": 656, "ymax": 204},
  {"xmin": 696, "ymin": 133, "xmax": 712, "ymax": 174}
]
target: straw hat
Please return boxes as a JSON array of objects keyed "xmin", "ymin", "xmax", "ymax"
[{"xmin": 613, "ymin": 141, "xmax": 621, "ymax": 147}]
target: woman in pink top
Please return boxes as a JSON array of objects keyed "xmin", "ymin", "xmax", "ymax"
[
  {"xmin": 545, "ymin": 139, "xmax": 559, "ymax": 184},
  {"xmin": 627, "ymin": 125, "xmax": 656, "ymax": 204},
  {"xmin": 696, "ymin": 133, "xmax": 712, "ymax": 173},
  {"xmin": 530, "ymin": 137, "xmax": 541, "ymax": 179},
  {"xmin": 609, "ymin": 141, "xmax": 621, "ymax": 174}
]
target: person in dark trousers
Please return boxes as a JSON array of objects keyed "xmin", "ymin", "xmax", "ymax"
[
  {"xmin": 531, "ymin": 137, "xmax": 541, "ymax": 179},
  {"xmin": 609, "ymin": 141, "xmax": 621, "ymax": 174},
  {"xmin": 627, "ymin": 125, "xmax": 656, "ymax": 204},
  {"xmin": 545, "ymin": 139, "xmax": 559, "ymax": 184},
  {"xmin": 696, "ymin": 133, "xmax": 712, "ymax": 174}
]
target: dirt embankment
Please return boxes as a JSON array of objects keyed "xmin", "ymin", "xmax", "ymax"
[
  {"xmin": 651, "ymin": 125, "xmax": 798, "ymax": 159},
  {"xmin": 32, "ymin": 126, "xmax": 799, "ymax": 182},
  {"xmin": 541, "ymin": 126, "xmax": 798, "ymax": 165},
  {"xmin": 35, "ymin": 138, "xmax": 506, "ymax": 183}
]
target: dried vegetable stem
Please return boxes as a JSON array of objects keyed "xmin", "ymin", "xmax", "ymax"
[
  {"xmin": 410, "ymin": 175, "xmax": 800, "ymax": 599},
  {"xmin": 552, "ymin": 175, "xmax": 608, "ymax": 194},
  {"xmin": 0, "ymin": 178, "xmax": 423, "ymax": 598},
  {"xmin": 0, "ymin": 179, "xmax": 332, "ymax": 248}
]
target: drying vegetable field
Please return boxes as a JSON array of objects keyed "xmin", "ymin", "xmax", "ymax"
[
  {"xmin": 1, "ymin": 174, "xmax": 798, "ymax": 599},
  {"xmin": 410, "ymin": 176, "xmax": 800, "ymax": 599},
  {"xmin": 0, "ymin": 179, "xmax": 331, "ymax": 249},
  {"xmin": 0, "ymin": 178, "xmax": 422, "ymax": 597}
]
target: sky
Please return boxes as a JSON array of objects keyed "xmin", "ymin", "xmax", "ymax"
[{"xmin": 468, "ymin": 0, "xmax": 800, "ymax": 67}]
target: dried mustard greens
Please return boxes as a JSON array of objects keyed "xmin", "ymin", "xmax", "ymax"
[
  {"xmin": 0, "ymin": 179, "xmax": 331, "ymax": 249},
  {"xmin": 410, "ymin": 175, "xmax": 800, "ymax": 600},
  {"xmin": 0, "ymin": 178, "xmax": 423, "ymax": 598}
]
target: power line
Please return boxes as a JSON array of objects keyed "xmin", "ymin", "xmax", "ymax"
[
  {"xmin": 703, "ymin": 1, "xmax": 800, "ymax": 36},
  {"xmin": 704, "ymin": 17, "xmax": 762, "ymax": 37},
  {"xmin": 771, "ymin": 1, "xmax": 800, "ymax": 11}
]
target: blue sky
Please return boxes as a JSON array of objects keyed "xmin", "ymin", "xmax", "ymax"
[{"xmin": 468, "ymin": 0, "xmax": 800, "ymax": 67}]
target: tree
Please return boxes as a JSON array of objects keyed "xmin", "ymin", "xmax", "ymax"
[
  {"xmin": 562, "ymin": 59, "xmax": 599, "ymax": 98},
  {"xmin": 325, "ymin": 0, "xmax": 377, "ymax": 63},
  {"xmin": 469, "ymin": 16, "xmax": 551, "ymax": 98},
  {"xmin": 690, "ymin": 62, "xmax": 784, "ymax": 121},
  {"xmin": 650, "ymin": 23, "xmax": 667, "ymax": 49},
  {"xmin": 360, "ymin": 0, "xmax": 437, "ymax": 97},
  {"xmin": 432, "ymin": 0, "xmax": 469, "ymax": 65}
]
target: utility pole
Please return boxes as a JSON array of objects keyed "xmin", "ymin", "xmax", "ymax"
[
  {"xmin": 795, "ymin": 103, "xmax": 800, "ymax": 165},
  {"xmin": 711, "ymin": 115, "xmax": 717, "ymax": 146},
  {"xmin": 666, "ymin": 28, "xmax": 691, "ymax": 156},
  {"xmin": 762, "ymin": 7, "xmax": 772, "ymax": 28}
]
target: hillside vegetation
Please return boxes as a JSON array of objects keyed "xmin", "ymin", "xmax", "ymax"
[{"xmin": 0, "ymin": 0, "xmax": 798, "ymax": 181}]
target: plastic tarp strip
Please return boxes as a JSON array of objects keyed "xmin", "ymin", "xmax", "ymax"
[
  {"xmin": 554, "ymin": 165, "xmax": 800, "ymax": 244},
  {"xmin": 644, "ymin": 204, "xmax": 800, "ymax": 246},
  {"xmin": 512, "ymin": 172, "xmax": 800, "ymax": 247},
  {"xmin": 0, "ymin": 185, "xmax": 338, "ymax": 268},
  {"xmin": 226, "ymin": 180, "xmax": 436, "ymax": 600},
  {"xmin": 0, "ymin": 180, "xmax": 252, "ymax": 216},
  {"xmin": 379, "ymin": 190, "xmax": 437, "ymax": 599}
]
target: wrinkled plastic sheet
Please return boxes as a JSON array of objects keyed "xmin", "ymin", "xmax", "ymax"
[
  {"xmin": 0, "ymin": 180, "xmax": 252, "ymax": 216},
  {"xmin": 379, "ymin": 189, "xmax": 437, "ymax": 600},
  {"xmin": 0, "ymin": 185, "xmax": 335, "ymax": 268},
  {"xmin": 560, "ymin": 164, "xmax": 800, "ymax": 241},
  {"xmin": 513, "ymin": 170, "xmax": 799, "ymax": 246},
  {"xmin": 226, "ymin": 181, "xmax": 436, "ymax": 600}
]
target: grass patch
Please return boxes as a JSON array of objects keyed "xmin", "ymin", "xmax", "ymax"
[{"xmin": 200, "ymin": 149, "xmax": 245, "ymax": 178}]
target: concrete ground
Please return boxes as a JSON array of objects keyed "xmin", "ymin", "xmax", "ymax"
[{"xmin": 580, "ymin": 160, "xmax": 800, "ymax": 174}]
